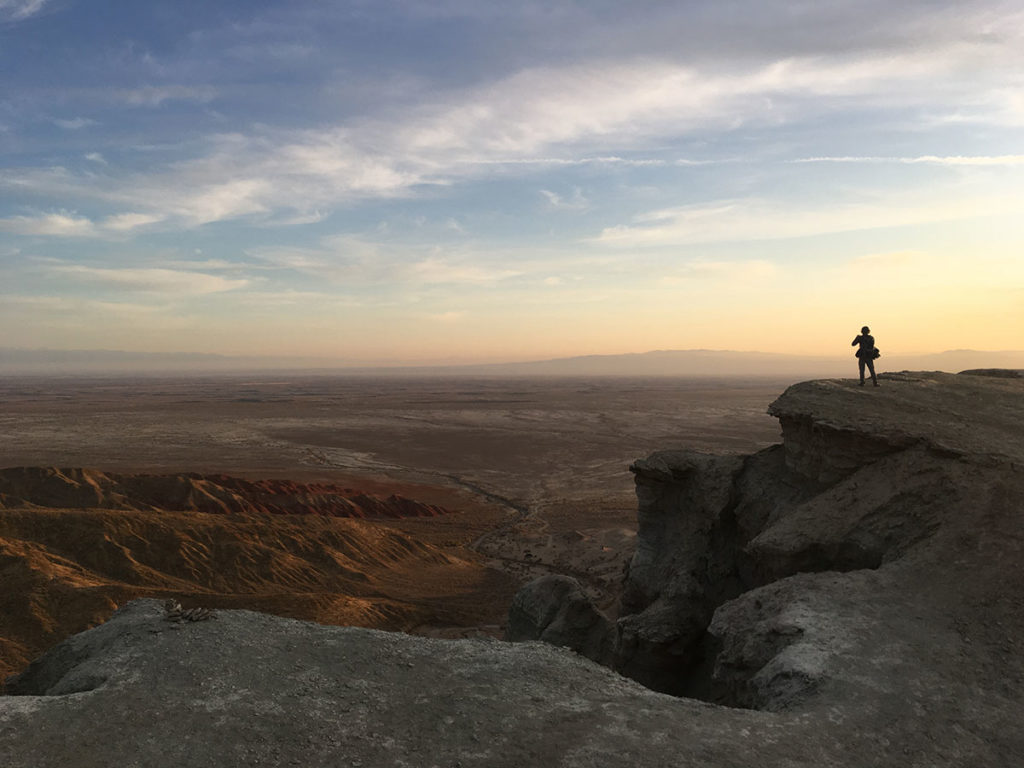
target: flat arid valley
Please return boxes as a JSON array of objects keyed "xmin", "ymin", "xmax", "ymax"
[{"xmin": 0, "ymin": 375, "xmax": 785, "ymax": 678}]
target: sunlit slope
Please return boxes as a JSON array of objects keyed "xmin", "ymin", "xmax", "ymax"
[{"xmin": 0, "ymin": 471, "xmax": 514, "ymax": 681}]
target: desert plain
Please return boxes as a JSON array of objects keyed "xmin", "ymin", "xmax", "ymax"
[{"xmin": 0, "ymin": 374, "xmax": 787, "ymax": 678}]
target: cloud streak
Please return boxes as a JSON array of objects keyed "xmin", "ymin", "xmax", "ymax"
[
  {"xmin": 795, "ymin": 155, "xmax": 1024, "ymax": 166},
  {"xmin": 117, "ymin": 85, "xmax": 218, "ymax": 107},
  {"xmin": 540, "ymin": 188, "xmax": 588, "ymax": 211},
  {"xmin": 594, "ymin": 191, "xmax": 1023, "ymax": 247},
  {"xmin": 0, "ymin": 212, "xmax": 96, "ymax": 237},
  {"xmin": 248, "ymin": 236, "xmax": 528, "ymax": 286},
  {"xmin": 0, "ymin": 0, "xmax": 46, "ymax": 22},
  {"xmin": 0, "ymin": 211, "xmax": 165, "ymax": 237},
  {"xmin": 661, "ymin": 260, "xmax": 778, "ymax": 284},
  {"xmin": 53, "ymin": 117, "xmax": 96, "ymax": 130},
  {"xmin": 6, "ymin": 27, "xmax": 1021, "ymax": 232},
  {"xmin": 47, "ymin": 265, "xmax": 249, "ymax": 294}
]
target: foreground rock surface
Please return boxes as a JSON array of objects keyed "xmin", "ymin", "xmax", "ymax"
[
  {"xmin": 2, "ymin": 599, "xmax": 829, "ymax": 768},
  {"xmin": 508, "ymin": 371, "xmax": 1024, "ymax": 765},
  {"xmin": 1, "ymin": 595, "xmax": 1011, "ymax": 768}
]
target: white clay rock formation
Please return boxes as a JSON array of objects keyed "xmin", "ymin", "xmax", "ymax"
[{"xmin": 508, "ymin": 370, "xmax": 1024, "ymax": 764}]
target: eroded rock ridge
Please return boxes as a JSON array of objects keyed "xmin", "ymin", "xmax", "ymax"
[{"xmin": 0, "ymin": 467, "xmax": 448, "ymax": 518}]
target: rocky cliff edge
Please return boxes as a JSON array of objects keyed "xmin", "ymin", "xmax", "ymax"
[{"xmin": 508, "ymin": 370, "xmax": 1024, "ymax": 765}]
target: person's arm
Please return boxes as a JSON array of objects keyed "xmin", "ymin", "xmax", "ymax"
[{"xmin": 852, "ymin": 336, "xmax": 860, "ymax": 346}]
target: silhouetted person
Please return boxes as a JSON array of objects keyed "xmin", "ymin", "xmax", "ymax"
[{"xmin": 852, "ymin": 326, "xmax": 878, "ymax": 387}]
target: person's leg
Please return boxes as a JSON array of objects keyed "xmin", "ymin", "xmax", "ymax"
[
  {"xmin": 867, "ymin": 357, "xmax": 877, "ymax": 386},
  {"xmin": 858, "ymin": 357, "xmax": 866, "ymax": 385}
]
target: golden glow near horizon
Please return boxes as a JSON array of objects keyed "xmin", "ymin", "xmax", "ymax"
[{"xmin": 1, "ymin": 3, "xmax": 1023, "ymax": 365}]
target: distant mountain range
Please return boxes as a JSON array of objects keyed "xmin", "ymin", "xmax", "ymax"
[{"xmin": 2, "ymin": 346, "xmax": 1022, "ymax": 377}]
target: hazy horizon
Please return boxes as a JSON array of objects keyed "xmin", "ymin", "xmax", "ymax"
[
  {"xmin": 2, "ymin": 345, "xmax": 1022, "ymax": 377},
  {"xmin": 2, "ymin": 2, "xmax": 1022, "ymax": 361}
]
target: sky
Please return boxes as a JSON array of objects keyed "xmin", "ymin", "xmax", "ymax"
[{"xmin": 1, "ymin": 0, "xmax": 1022, "ymax": 366}]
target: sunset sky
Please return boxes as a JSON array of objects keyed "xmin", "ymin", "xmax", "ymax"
[{"xmin": 2, "ymin": 1, "xmax": 1022, "ymax": 365}]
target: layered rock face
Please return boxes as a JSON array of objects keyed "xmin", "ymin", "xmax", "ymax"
[
  {"xmin": 0, "ymin": 469, "xmax": 500, "ymax": 681},
  {"xmin": 509, "ymin": 371, "xmax": 1024, "ymax": 761}
]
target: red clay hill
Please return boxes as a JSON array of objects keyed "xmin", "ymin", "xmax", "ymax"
[{"xmin": 0, "ymin": 468, "xmax": 515, "ymax": 683}]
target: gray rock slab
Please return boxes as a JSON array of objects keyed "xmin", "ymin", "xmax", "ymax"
[
  {"xmin": 3, "ymin": 599, "xmax": 837, "ymax": 768},
  {"xmin": 768, "ymin": 371, "xmax": 1024, "ymax": 471}
]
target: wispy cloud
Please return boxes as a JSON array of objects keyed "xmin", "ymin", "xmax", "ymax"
[
  {"xmin": 795, "ymin": 155, "xmax": 1024, "ymax": 166},
  {"xmin": 0, "ymin": 211, "xmax": 164, "ymax": 237},
  {"xmin": 386, "ymin": 43, "xmax": 1019, "ymax": 168},
  {"xmin": 258, "ymin": 210, "xmax": 328, "ymax": 228},
  {"xmin": 248, "ymin": 245, "xmax": 338, "ymax": 273},
  {"xmin": 0, "ymin": 212, "xmax": 96, "ymax": 237},
  {"xmin": 248, "ymin": 236, "xmax": 534, "ymax": 287},
  {"xmin": 101, "ymin": 212, "xmax": 165, "ymax": 231},
  {"xmin": 1, "ymin": 171, "xmax": 278, "ymax": 230},
  {"xmin": 117, "ymin": 85, "xmax": 218, "ymax": 107},
  {"xmin": 594, "ymin": 191, "xmax": 1023, "ymax": 247},
  {"xmin": 0, "ymin": 294, "xmax": 170, "ymax": 316},
  {"xmin": 3, "ymin": 23, "xmax": 1022, "ymax": 233},
  {"xmin": 158, "ymin": 258, "xmax": 245, "ymax": 271},
  {"xmin": 226, "ymin": 289, "xmax": 336, "ymax": 307},
  {"xmin": 53, "ymin": 117, "xmax": 96, "ymax": 130},
  {"xmin": 469, "ymin": 156, "xmax": 667, "ymax": 167},
  {"xmin": 226, "ymin": 42, "xmax": 315, "ymax": 63},
  {"xmin": 408, "ymin": 256, "xmax": 520, "ymax": 284},
  {"xmin": 0, "ymin": 0, "xmax": 47, "ymax": 22},
  {"xmin": 47, "ymin": 264, "xmax": 249, "ymax": 294},
  {"xmin": 540, "ymin": 187, "xmax": 588, "ymax": 211},
  {"xmin": 171, "ymin": 178, "xmax": 271, "ymax": 224},
  {"xmin": 661, "ymin": 259, "xmax": 778, "ymax": 284}
]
